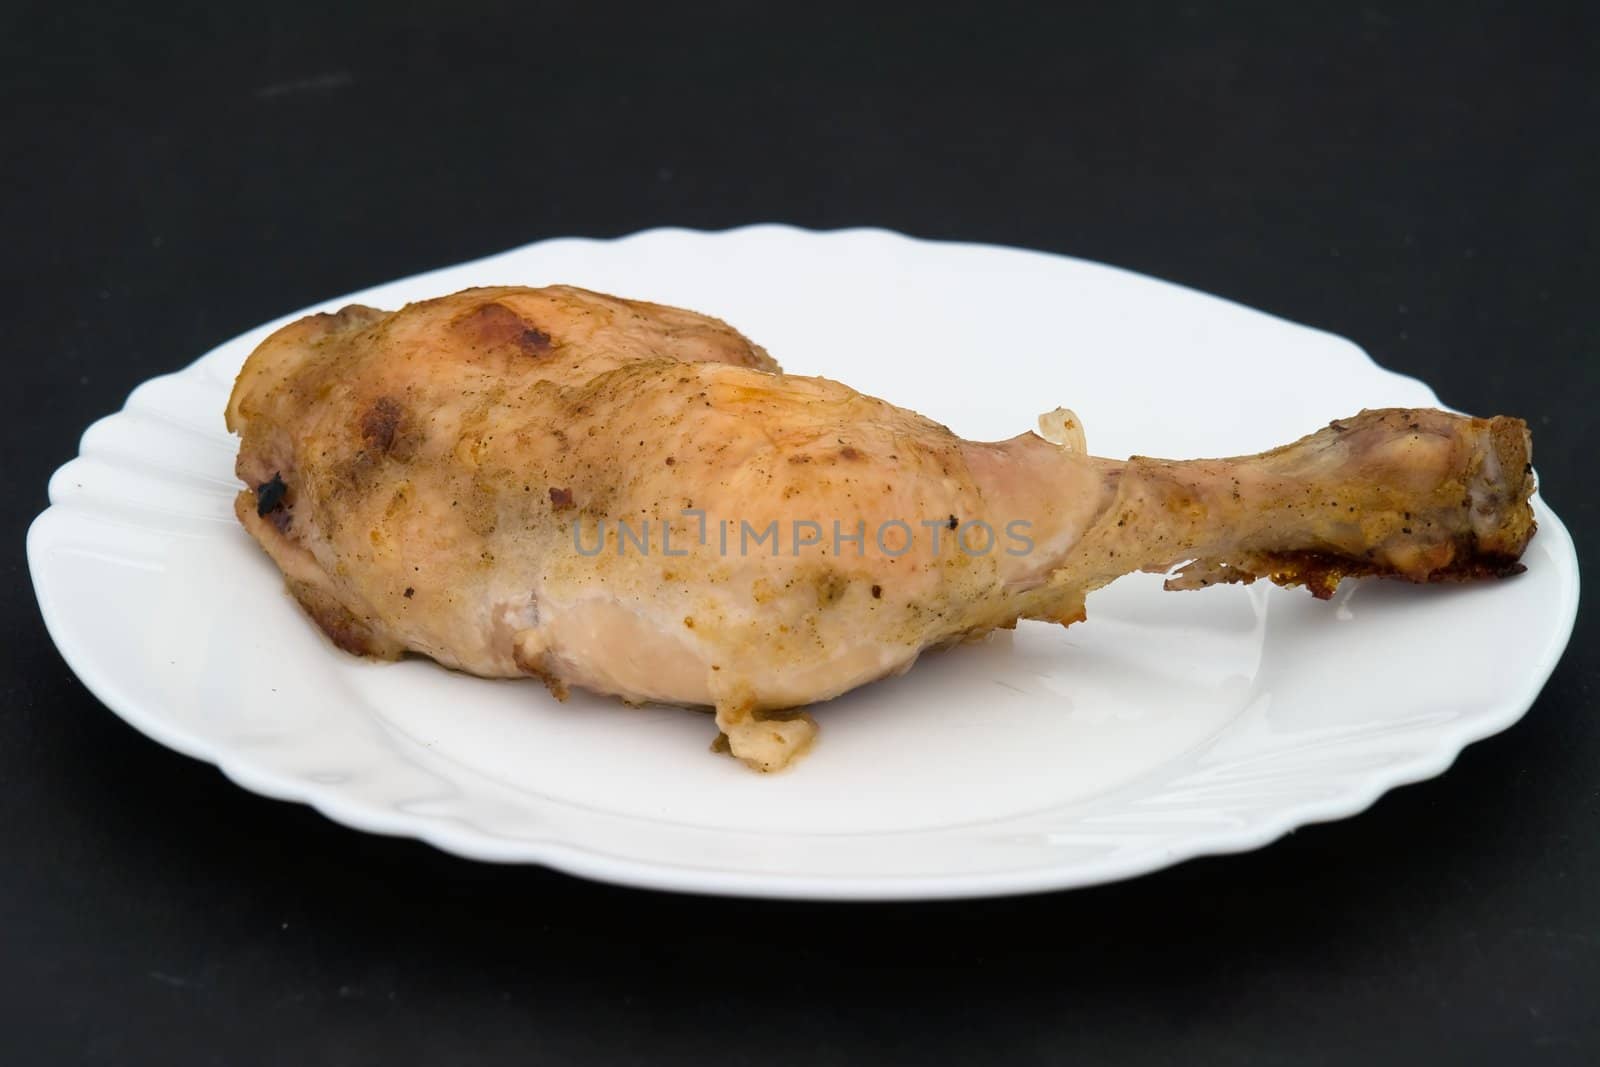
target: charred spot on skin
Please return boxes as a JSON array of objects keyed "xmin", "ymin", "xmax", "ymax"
[
  {"xmin": 455, "ymin": 302, "xmax": 554, "ymax": 356},
  {"xmin": 871, "ymin": 584, "xmax": 883, "ymax": 599},
  {"xmin": 403, "ymin": 587, "xmax": 415, "ymax": 598},
  {"xmin": 1233, "ymin": 539, "xmax": 1529, "ymax": 602},
  {"xmin": 548, "ymin": 486, "xmax": 574, "ymax": 510},
  {"xmin": 361, "ymin": 397, "xmax": 403, "ymax": 455},
  {"xmin": 256, "ymin": 472, "xmax": 288, "ymax": 517},
  {"xmin": 947, "ymin": 514, "xmax": 959, "ymax": 530}
]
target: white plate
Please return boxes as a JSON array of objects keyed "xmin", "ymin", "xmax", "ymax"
[{"xmin": 28, "ymin": 225, "xmax": 1579, "ymax": 900}]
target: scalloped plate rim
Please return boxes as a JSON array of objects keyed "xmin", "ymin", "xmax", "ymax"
[{"xmin": 26, "ymin": 224, "xmax": 1582, "ymax": 900}]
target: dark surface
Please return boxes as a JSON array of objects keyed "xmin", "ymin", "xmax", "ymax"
[{"xmin": 5, "ymin": 3, "xmax": 1596, "ymax": 1064}]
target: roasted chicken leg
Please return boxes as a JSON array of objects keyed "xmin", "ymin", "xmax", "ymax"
[{"xmin": 226, "ymin": 286, "xmax": 1536, "ymax": 770}]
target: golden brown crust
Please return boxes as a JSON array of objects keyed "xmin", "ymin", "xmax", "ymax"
[
  {"xmin": 1170, "ymin": 539, "xmax": 1532, "ymax": 601},
  {"xmin": 1151, "ymin": 409, "xmax": 1536, "ymax": 599}
]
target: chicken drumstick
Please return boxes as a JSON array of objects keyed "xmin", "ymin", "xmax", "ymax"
[{"xmin": 227, "ymin": 287, "xmax": 1536, "ymax": 770}]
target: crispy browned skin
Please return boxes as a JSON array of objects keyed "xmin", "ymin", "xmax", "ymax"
[{"xmin": 226, "ymin": 286, "xmax": 1537, "ymax": 770}]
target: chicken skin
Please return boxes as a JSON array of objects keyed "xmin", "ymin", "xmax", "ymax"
[{"xmin": 226, "ymin": 286, "xmax": 1537, "ymax": 770}]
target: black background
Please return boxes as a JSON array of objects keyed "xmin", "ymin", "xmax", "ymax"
[{"xmin": 5, "ymin": 3, "xmax": 1597, "ymax": 1064}]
